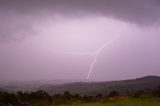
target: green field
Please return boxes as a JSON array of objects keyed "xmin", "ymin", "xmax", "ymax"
[{"xmin": 56, "ymin": 98, "xmax": 160, "ymax": 106}]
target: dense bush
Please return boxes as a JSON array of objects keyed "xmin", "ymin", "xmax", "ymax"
[
  {"xmin": 153, "ymin": 84, "xmax": 160, "ymax": 97},
  {"xmin": 0, "ymin": 85, "xmax": 160, "ymax": 105},
  {"xmin": 108, "ymin": 90, "xmax": 119, "ymax": 97},
  {"xmin": 0, "ymin": 91, "xmax": 17, "ymax": 104}
]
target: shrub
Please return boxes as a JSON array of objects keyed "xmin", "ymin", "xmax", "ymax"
[{"xmin": 108, "ymin": 90, "xmax": 119, "ymax": 98}]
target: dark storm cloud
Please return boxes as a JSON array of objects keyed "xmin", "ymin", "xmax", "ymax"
[
  {"xmin": 0, "ymin": 0, "xmax": 160, "ymax": 43},
  {"xmin": 1, "ymin": 0, "xmax": 160, "ymax": 23},
  {"xmin": 0, "ymin": 13, "xmax": 36, "ymax": 43}
]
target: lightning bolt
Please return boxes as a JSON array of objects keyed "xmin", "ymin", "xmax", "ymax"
[
  {"xmin": 86, "ymin": 54, "xmax": 99, "ymax": 79},
  {"xmin": 48, "ymin": 32, "xmax": 121, "ymax": 80},
  {"xmin": 86, "ymin": 33, "xmax": 121, "ymax": 79}
]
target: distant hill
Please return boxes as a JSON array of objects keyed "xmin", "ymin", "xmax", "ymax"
[
  {"xmin": 0, "ymin": 76, "xmax": 160, "ymax": 96},
  {"xmin": 0, "ymin": 79, "xmax": 79, "ymax": 91},
  {"xmin": 39, "ymin": 76, "xmax": 160, "ymax": 96}
]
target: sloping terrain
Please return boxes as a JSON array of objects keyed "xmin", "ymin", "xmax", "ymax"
[
  {"xmin": 0, "ymin": 76, "xmax": 160, "ymax": 96},
  {"xmin": 40, "ymin": 76, "xmax": 160, "ymax": 95}
]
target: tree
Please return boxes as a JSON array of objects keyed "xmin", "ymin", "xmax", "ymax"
[
  {"xmin": 0, "ymin": 92, "xmax": 17, "ymax": 104},
  {"xmin": 74, "ymin": 93, "xmax": 81, "ymax": 100},
  {"xmin": 16, "ymin": 91, "xmax": 30, "ymax": 103},
  {"xmin": 153, "ymin": 84, "xmax": 160, "ymax": 97},
  {"xmin": 63, "ymin": 91, "xmax": 74, "ymax": 104},
  {"xmin": 156, "ymin": 84, "xmax": 160, "ymax": 96},
  {"xmin": 29, "ymin": 90, "xmax": 51, "ymax": 106},
  {"xmin": 95, "ymin": 93, "xmax": 103, "ymax": 100},
  {"xmin": 108, "ymin": 90, "xmax": 119, "ymax": 97},
  {"xmin": 30, "ymin": 90, "xmax": 51, "ymax": 100},
  {"xmin": 63, "ymin": 91, "xmax": 72, "ymax": 100}
]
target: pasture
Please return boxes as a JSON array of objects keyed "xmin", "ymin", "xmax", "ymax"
[{"xmin": 57, "ymin": 98, "xmax": 160, "ymax": 106}]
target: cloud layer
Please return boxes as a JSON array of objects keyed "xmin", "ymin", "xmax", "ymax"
[
  {"xmin": 0, "ymin": 0, "xmax": 160, "ymax": 81},
  {"xmin": 0, "ymin": 0, "xmax": 160, "ymax": 43}
]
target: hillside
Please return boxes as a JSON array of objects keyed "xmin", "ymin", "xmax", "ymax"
[
  {"xmin": 0, "ymin": 76, "xmax": 160, "ymax": 96},
  {"xmin": 39, "ymin": 76, "xmax": 160, "ymax": 96}
]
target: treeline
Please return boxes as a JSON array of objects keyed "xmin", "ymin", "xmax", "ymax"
[
  {"xmin": 0, "ymin": 90, "xmax": 51, "ymax": 106},
  {"xmin": 0, "ymin": 85, "xmax": 160, "ymax": 106}
]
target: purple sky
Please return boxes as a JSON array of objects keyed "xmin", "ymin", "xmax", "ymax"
[{"xmin": 0, "ymin": 0, "xmax": 160, "ymax": 81}]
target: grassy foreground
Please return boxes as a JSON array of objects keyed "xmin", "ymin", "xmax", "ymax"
[{"xmin": 57, "ymin": 98, "xmax": 160, "ymax": 106}]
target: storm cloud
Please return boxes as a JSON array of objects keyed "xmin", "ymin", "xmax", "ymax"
[
  {"xmin": 0, "ymin": 0, "xmax": 160, "ymax": 81},
  {"xmin": 0, "ymin": 0, "xmax": 160, "ymax": 43}
]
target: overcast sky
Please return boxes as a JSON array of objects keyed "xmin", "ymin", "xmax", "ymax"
[{"xmin": 0, "ymin": 0, "xmax": 160, "ymax": 81}]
